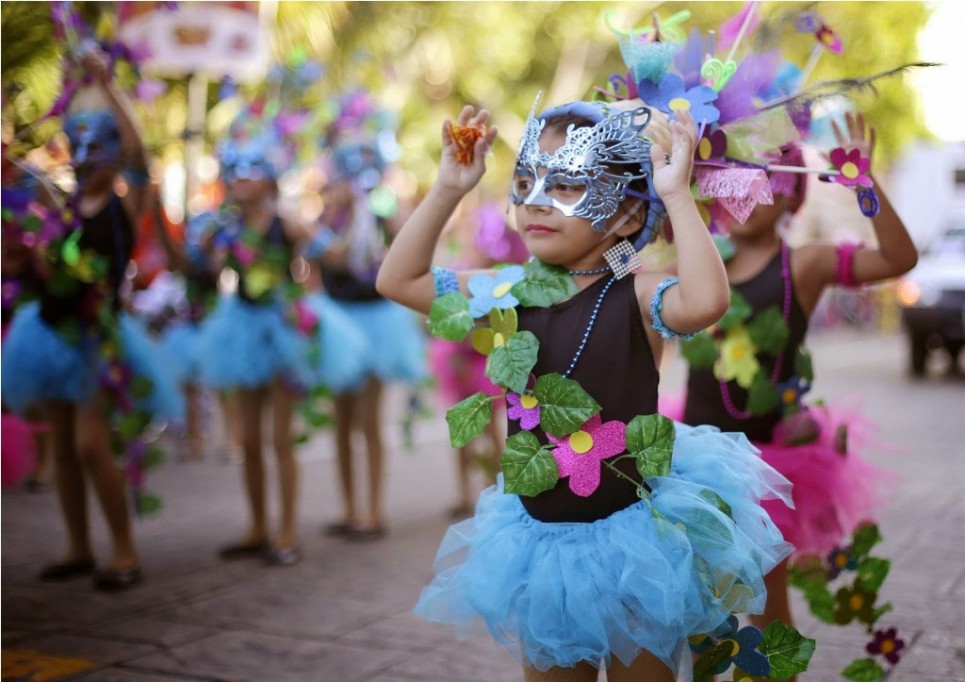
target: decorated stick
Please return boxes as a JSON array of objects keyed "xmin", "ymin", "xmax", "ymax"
[
  {"xmin": 724, "ymin": 1, "xmax": 759, "ymax": 64},
  {"xmin": 798, "ymin": 44, "xmax": 824, "ymax": 86}
]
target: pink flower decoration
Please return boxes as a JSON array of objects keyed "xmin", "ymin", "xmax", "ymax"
[
  {"xmin": 134, "ymin": 79, "xmax": 167, "ymax": 103},
  {"xmin": 829, "ymin": 147, "xmax": 872, "ymax": 188},
  {"xmin": 506, "ymin": 392, "xmax": 541, "ymax": 431},
  {"xmin": 292, "ymin": 299, "xmax": 319, "ymax": 335},
  {"xmin": 232, "ymin": 243, "xmax": 257, "ymax": 267},
  {"xmin": 547, "ymin": 414, "xmax": 626, "ymax": 497}
]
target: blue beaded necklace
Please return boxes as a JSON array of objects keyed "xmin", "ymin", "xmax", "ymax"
[
  {"xmin": 562, "ymin": 275, "xmax": 617, "ymax": 378},
  {"xmin": 568, "ymin": 265, "xmax": 611, "ymax": 276}
]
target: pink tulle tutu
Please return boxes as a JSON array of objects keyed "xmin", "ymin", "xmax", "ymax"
[
  {"xmin": 662, "ymin": 393, "xmax": 897, "ymax": 559},
  {"xmin": 428, "ymin": 338, "xmax": 502, "ymax": 408},
  {"xmin": 1, "ymin": 413, "xmax": 40, "ymax": 487}
]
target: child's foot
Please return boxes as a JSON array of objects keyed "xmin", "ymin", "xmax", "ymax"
[
  {"xmin": 323, "ymin": 519, "xmax": 356, "ymax": 537},
  {"xmin": 93, "ymin": 566, "xmax": 143, "ymax": 591},
  {"xmin": 37, "ymin": 557, "xmax": 96, "ymax": 582},
  {"xmin": 218, "ymin": 533, "xmax": 270, "ymax": 560},
  {"xmin": 265, "ymin": 546, "xmax": 301, "ymax": 567},
  {"xmin": 346, "ymin": 523, "xmax": 387, "ymax": 542}
]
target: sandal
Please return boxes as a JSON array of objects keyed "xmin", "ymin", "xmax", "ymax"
[
  {"xmin": 323, "ymin": 521, "xmax": 355, "ymax": 537},
  {"xmin": 265, "ymin": 546, "xmax": 301, "ymax": 567},
  {"xmin": 218, "ymin": 542, "xmax": 269, "ymax": 560},
  {"xmin": 37, "ymin": 559, "xmax": 96, "ymax": 582},
  {"xmin": 346, "ymin": 525, "xmax": 387, "ymax": 542},
  {"xmin": 93, "ymin": 567, "xmax": 143, "ymax": 592}
]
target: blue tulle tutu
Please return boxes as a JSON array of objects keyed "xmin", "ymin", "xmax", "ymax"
[
  {"xmin": 197, "ymin": 295, "xmax": 323, "ymax": 390},
  {"xmin": 1, "ymin": 303, "xmax": 184, "ymax": 423},
  {"xmin": 413, "ymin": 422, "xmax": 793, "ymax": 673},
  {"xmin": 159, "ymin": 320, "xmax": 203, "ymax": 385},
  {"xmin": 304, "ymin": 293, "xmax": 370, "ymax": 393},
  {"xmin": 325, "ymin": 297, "xmax": 427, "ymax": 384}
]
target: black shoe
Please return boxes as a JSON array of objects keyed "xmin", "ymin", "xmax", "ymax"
[
  {"xmin": 38, "ymin": 559, "xmax": 97, "ymax": 582},
  {"xmin": 265, "ymin": 546, "xmax": 301, "ymax": 567},
  {"xmin": 93, "ymin": 567, "xmax": 143, "ymax": 592},
  {"xmin": 25, "ymin": 476, "xmax": 50, "ymax": 494},
  {"xmin": 346, "ymin": 526, "xmax": 387, "ymax": 542},
  {"xmin": 323, "ymin": 521, "xmax": 355, "ymax": 537},
  {"xmin": 218, "ymin": 542, "xmax": 269, "ymax": 561}
]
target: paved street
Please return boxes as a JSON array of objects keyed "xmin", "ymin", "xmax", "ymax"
[{"xmin": 3, "ymin": 330, "xmax": 964, "ymax": 682}]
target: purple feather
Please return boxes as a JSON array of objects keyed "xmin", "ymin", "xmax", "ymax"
[
  {"xmin": 675, "ymin": 28, "xmax": 714, "ymax": 89},
  {"xmin": 715, "ymin": 51, "xmax": 781, "ymax": 124}
]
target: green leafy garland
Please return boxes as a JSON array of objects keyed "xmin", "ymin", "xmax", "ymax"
[{"xmin": 426, "ymin": 259, "xmax": 815, "ymax": 679}]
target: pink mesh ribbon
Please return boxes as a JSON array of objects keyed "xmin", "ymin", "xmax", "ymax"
[{"xmin": 696, "ymin": 167, "xmax": 774, "ymax": 224}]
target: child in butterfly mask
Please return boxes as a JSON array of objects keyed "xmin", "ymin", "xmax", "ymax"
[{"xmin": 376, "ymin": 98, "xmax": 796, "ymax": 680}]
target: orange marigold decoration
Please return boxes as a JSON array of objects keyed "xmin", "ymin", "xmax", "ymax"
[{"xmin": 450, "ymin": 123, "xmax": 486, "ymax": 165}]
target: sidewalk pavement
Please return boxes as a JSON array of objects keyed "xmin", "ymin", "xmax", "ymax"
[{"xmin": 3, "ymin": 330, "xmax": 964, "ymax": 681}]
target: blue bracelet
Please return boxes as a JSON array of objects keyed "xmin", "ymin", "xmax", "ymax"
[
  {"xmin": 650, "ymin": 277, "xmax": 695, "ymax": 340},
  {"xmin": 432, "ymin": 266, "xmax": 459, "ymax": 297},
  {"xmin": 304, "ymin": 227, "xmax": 335, "ymax": 259}
]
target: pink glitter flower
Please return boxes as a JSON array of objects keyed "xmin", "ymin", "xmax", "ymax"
[
  {"xmin": 829, "ymin": 147, "xmax": 872, "ymax": 188},
  {"xmin": 232, "ymin": 242, "xmax": 257, "ymax": 267},
  {"xmin": 292, "ymin": 299, "xmax": 319, "ymax": 335},
  {"xmin": 547, "ymin": 414, "xmax": 626, "ymax": 497},
  {"xmin": 506, "ymin": 391, "xmax": 540, "ymax": 431}
]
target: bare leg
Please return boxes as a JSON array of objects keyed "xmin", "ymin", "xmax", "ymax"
[
  {"xmin": 606, "ymin": 649, "xmax": 677, "ymax": 682},
  {"xmin": 46, "ymin": 401, "xmax": 93, "ymax": 564},
  {"xmin": 483, "ymin": 416, "xmax": 503, "ymax": 485},
  {"xmin": 332, "ymin": 392, "xmax": 358, "ymax": 528},
  {"xmin": 750, "ymin": 559, "xmax": 796, "ymax": 682},
  {"xmin": 236, "ymin": 387, "xmax": 269, "ymax": 546},
  {"xmin": 523, "ymin": 660, "xmax": 598, "ymax": 682},
  {"xmin": 271, "ymin": 379, "xmax": 298, "ymax": 550},
  {"xmin": 74, "ymin": 397, "xmax": 139, "ymax": 571},
  {"xmin": 183, "ymin": 382, "xmax": 203, "ymax": 460},
  {"xmin": 218, "ymin": 390, "xmax": 243, "ymax": 460},
  {"xmin": 358, "ymin": 378, "xmax": 385, "ymax": 531},
  {"xmin": 454, "ymin": 443, "xmax": 473, "ymax": 513}
]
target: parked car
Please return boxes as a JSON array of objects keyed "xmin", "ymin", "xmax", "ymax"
[{"xmin": 897, "ymin": 225, "xmax": 965, "ymax": 375}]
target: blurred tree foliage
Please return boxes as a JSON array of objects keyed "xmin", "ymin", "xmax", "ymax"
[{"xmin": 3, "ymin": 1, "xmax": 933, "ymax": 191}]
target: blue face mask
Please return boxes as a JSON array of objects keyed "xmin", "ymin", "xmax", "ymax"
[
  {"xmin": 332, "ymin": 141, "xmax": 385, "ymax": 190},
  {"xmin": 64, "ymin": 110, "xmax": 122, "ymax": 168},
  {"xmin": 218, "ymin": 135, "xmax": 279, "ymax": 185}
]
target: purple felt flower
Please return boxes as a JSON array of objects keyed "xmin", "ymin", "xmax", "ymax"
[
  {"xmin": 636, "ymin": 73, "xmax": 720, "ymax": 125},
  {"xmin": 506, "ymin": 392, "xmax": 540, "ymax": 431},
  {"xmin": 547, "ymin": 414, "xmax": 626, "ymax": 497},
  {"xmin": 867, "ymin": 627, "xmax": 905, "ymax": 665}
]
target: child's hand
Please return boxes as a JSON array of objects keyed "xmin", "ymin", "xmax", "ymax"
[
  {"xmin": 649, "ymin": 109, "xmax": 697, "ymax": 203},
  {"xmin": 831, "ymin": 111, "xmax": 875, "ymax": 164},
  {"xmin": 78, "ymin": 46, "xmax": 111, "ymax": 86},
  {"xmin": 437, "ymin": 105, "xmax": 498, "ymax": 196}
]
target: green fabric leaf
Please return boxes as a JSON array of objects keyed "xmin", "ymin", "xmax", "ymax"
[
  {"xmin": 511, "ymin": 259, "xmax": 578, "ymax": 307},
  {"xmin": 625, "ymin": 414, "xmax": 675, "ymax": 478},
  {"xmin": 533, "ymin": 373, "xmax": 601, "ymax": 438},
  {"xmin": 427, "ymin": 292, "xmax": 474, "ymax": 341},
  {"xmin": 746, "ymin": 371, "xmax": 779, "ymax": 415},
  {"xmin": 870, "ymin": 601, "xmax": 893, "ymax": 624},
  {"xmin": 500, "ymin": 431, "xmax": 559, "ymax": 496},
  {"xmin": 680, "ymin": 332, "xmax": 717, "ymax": 369},
  {"xmin": 446, "ymin": 392, "xmax": 494, "ymax": 448},
  {"xmin": 856, "ymin": 557, "xmax": 891, "ymax": 593},
  {"xmin": 130, "ymin": 376, "xmax": 154, "ymax": 400},
  {"xmin": 485, "ymin": 331, "xmax": 539, "ymax": 394},
  {"xmin": 698, "ymin": 488, "xmax": 733, "ymax": 519},
  {"xmin": 851, "ymin": 523, "xmax": 883, "ymax": 558},
  {"xmin": 747, "ymin": 305, "xmax": 790, "ymax": 355},
  {"xmin": 794, "ymin": 347, "xmax": 814, "ymax": 382},
  {"xmin": 143, "ymin": 445, "xmax": 165, "ymax": 470},
  {"xmin": 841, "ymin": 658, "xmax": 886, "ymax": 682},
  {"xmin": 136, "ymin": 492, "xmax": 163, "ymax": 517},
  {"xmin": 760, "ymin": 621, "xmax": 816, "ymax": 679},
  {"xmin": 717, "ymin": 290, "xmax": 753, "ymax": 331}
]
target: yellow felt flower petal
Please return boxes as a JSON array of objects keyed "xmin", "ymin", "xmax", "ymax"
[
  {"xmin": 714, "ymin": 327, "xmax": 760, "ymax": 389},
  {"xmin": 470, "ymin": 327, "xmax": 495, "ymax": 355}
]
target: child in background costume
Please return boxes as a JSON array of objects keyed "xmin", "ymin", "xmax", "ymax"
[
  {"xmin": 428, "ymin": 200, "xmax": 528, "ymax": 517},
  {"xmin": 309, "ymin": 90, "xmax": 427, "ymax": 541},
  {"xmin": 195, "ymin": 105, "xmax": 326, "ymax": 567},
  {"xmin": 377, "ymin": 96, "xmax": 807, "ymax": 680},
  {"xmin": 1, "ymin": 48, "xmax": 183, "ymax": 591},
  {"xmin": 680, "ymin": 114, "xmax": 916, "ymax": 656}
]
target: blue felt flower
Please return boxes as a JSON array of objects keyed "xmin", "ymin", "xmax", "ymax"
[
  {"xmin": 776, "ymin": 376, "xmax": 812, "ymax": 409},
  {"xmin": 637, "ymin": 73, "xmax": 720, "ymax": 125},
  {"xmin": 715, "ymin": 625, "xmax": 771, "ymax": 677},
  {"xmin": 467, "ymin": 265, "xmax": 525, "ymax": 318}
]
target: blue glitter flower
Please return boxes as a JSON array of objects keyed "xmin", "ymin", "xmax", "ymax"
[
  {"xmin": 466, "ymin": 265, "xmax": 525, "ymax": 318},
  {"xmin": 636, "ymin": 73, "xmax": 720, "ymax": 125}
]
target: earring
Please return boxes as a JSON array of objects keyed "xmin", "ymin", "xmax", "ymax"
[
  {"xmin": 776, "ymin": 211, "xmax": 794, "ymax": 238},
  {"xmin": 603, "ymin": 239, "xmax": 642, "ymax": 280}
]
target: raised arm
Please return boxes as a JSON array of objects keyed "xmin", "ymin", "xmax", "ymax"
[
  {"xmin": 375, "ymin": 105, "xmax": 497, "ymax": 315},
  {"xmin": 793, "ymin": 112, "xmax": 919, "ymax": 315},
  {"xmin": 79, "ymin": 48, "xmax": 149, "ymax": 225},
  {"xmin": 637, "ymin": 109, "xmax": 729, "ymax": 334}
]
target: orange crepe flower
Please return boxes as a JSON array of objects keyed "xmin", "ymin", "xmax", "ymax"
[{"xmin": 450, "ymin": 123, "xmax": 485, "ymax": 165}]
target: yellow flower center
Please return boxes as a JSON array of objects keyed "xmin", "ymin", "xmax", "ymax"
[
  {"xmin": 841, "ymin": 161, "xmax": 859, "ymax": 180},
  {"xmin": 783, "ymin": 388, "xmax": 797, "ymax": 404},
  {"xmin": 730, "ymin": 344, "xmax": 747, "ymax": 360},
  {"xmin": 724, "ymin": 639, "xmax": 740, "ymax": 656},
  {"xmin": 569, "ymin": 430, "xmax": 594, "ymax": 454},
  {"xmin": 493, "ymin": 332, "xmax": 506, "ymax": 348},
  {"xmin": 820, "ymin": 30, "xmax": 835, "ymax": 46},
  {"xmin": 520, "ymin": 395, "xmax": 538, "ymax": 410},
  {"xmin": 493, "ymin": 282, "xmax": 514, "ymax": 298},
  {"xmin": 668, "ymin": 97, "xmax": 692, "ymax": 112},
  {"xmin": 698, "ymin": 137, "xmax": 712, "ymax": 160},
  {"xmin": 62, "ymin": 209, "xmax": 74, "ymax": 222},
  {"xmin": 849, "ymin": 594, "xmax": 864, "ymax": 611},
  {"xmin": 835, "ymin": 554, "xmax": 848, "ymax": 568},
  {"xmin": 881, "ymin": 640, "xmax": 895, "ymax": 654}
]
